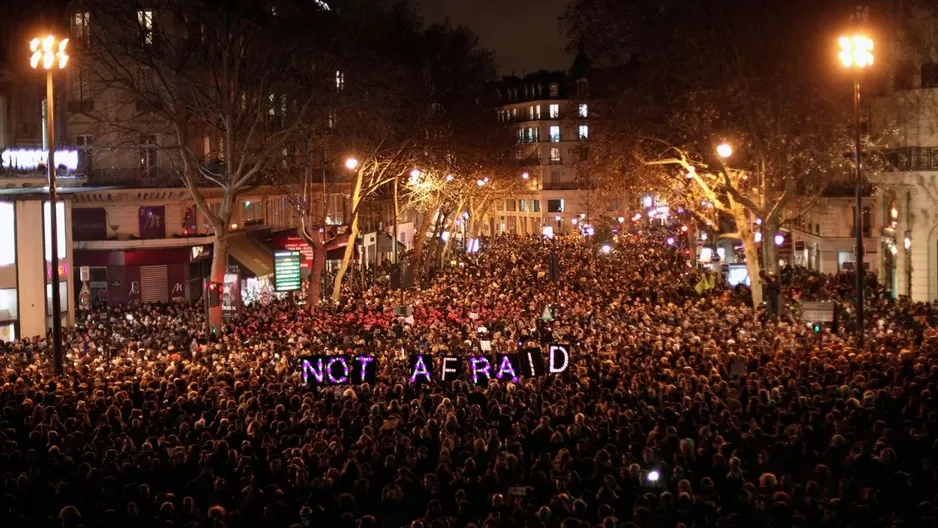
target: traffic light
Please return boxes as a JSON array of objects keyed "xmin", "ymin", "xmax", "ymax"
[
  {"xmin": 207, "ymin": 282, "xmax": 221, "ymax": 307},
  {"xmin": 812, "ymin": 323, "xmax": 822, "ymax": 334}
]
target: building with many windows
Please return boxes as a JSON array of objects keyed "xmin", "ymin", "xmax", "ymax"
[{"xmin": 488, "ymin": 69, "xmax": 617, "ymax": 236}]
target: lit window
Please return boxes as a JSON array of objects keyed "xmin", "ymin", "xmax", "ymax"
[
  {"xmin": 72, "ymin": 12, "xmax": 90, "ymax": 46},
  {"xmin": 549, "ymin": 125, "xmax": 561, "ymax": 142},
  {"xmin": 0, "ymin": 203, "xmax": 14, "ymax": 266},
  {"xmin": 43, "ymin": 201, "xmax": 67, "ymax": 262},
  {"xmin": 137, "ymin": 10, "xmax": 154, "ymax": 46},
  {"xmin": 579, "ymin": 104, "xmax": 588, "ymax": 118},
  {"xmin": 139, "ymin": 134, "xmax": 157, "ymax": 177},
  {"xmin": 529, "ymin": 106, "xmax": 536, "ymax": 120},
  {"xmin": 578, "ymin": 125, "xmax": 588, "ymax": 140},
  {"xmin": 269, "ymin": 93, "xmax": 276, "ymax": 116},
  {"xmin": 534, "ymin": 105, "xmax": 541, "ymax": 119},
  {"xmin": 550, "ymin": 147, "xmax": 561, "ymax": 163},
  {"xmin": 77, "ymin": 135, "xmax": 93, "ymax": 174},
  {"xmin": 335, "ymin": 70, "xmax": 345, "ymax": 92},
  {"xmin": 549, "ymin": 104, "xmax": 559, "ymax": 118},
  {"xmin": 549, "ymin": 83, "xmax": 559, "ymax": 97}
]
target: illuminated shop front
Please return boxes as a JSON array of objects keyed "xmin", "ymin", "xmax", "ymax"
[{"xmin": 0, "ymin": 190, "xmax": 76, "ymax": 341}]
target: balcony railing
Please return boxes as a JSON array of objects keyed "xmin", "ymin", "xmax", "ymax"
[
  {"xmin": 543, "ymin": 181, "xmax": 591, "ymax": 190},
  {"xmin": 85, "ymin": 168, "xmax": 180, "ymax": 188},
  {"xmin": 882, "ymin": 147, "xmax": 938, "ymax": 172}
]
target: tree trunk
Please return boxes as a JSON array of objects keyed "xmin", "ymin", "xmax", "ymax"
[
  {"xmin": 308, "ymin": 240, "xmax": 326, "ymax": 308},
  {"xmin": 441, "ymin": 205, "xmax": 463, "ymax": 260},
  {"xmin": 412, "ymin": 204, "xmax": 437, "ymax": 268},
  {"xmin": 208, "ymin": 231, "xmax": 228, "ymax": 332},
  {"xmin": 742, "ymin": 234, "xmax": 763, "ymax": 308},
  {"xmin": 331, "ymin": 171, "xmax": 364, "ymax": 304}
]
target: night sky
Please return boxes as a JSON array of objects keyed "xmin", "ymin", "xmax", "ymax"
[{"xmin": 415, "ymin": 0, "xmax": 571, "ymax": 77}]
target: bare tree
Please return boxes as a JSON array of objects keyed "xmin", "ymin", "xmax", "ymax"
[
  {"xmin": 72, "ymin": 0, "xmax": 347, "ymax": 327},
  {"xmin": 563, "ymin": 0, "xmax": 866, "ymax": 307}
]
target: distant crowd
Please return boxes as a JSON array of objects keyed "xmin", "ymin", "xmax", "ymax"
[{"xmin": 1, "ymin": 231, "xmax": 937, "ymax": 528}]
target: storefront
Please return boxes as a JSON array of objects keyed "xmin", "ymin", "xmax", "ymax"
[{"xmin": 0, "ymin": 188, "xmax": 77, "ymax": 341}]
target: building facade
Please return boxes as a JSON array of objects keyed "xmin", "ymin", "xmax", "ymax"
[{"xmin": 489, "ymin": 71, "xmax": 618, "ymax": 236}]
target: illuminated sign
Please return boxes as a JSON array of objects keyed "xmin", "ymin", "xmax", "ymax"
[
  {"xmin": 1, "ymin": 149, "xmax": 79, "ymax": 171},
  {"xmin": 273, "ymin": 250, "xmax": 301, "ymax": 292},
  {"xmin": 45, "ymin": 261, "xmax": 70, "ymax": 280}
]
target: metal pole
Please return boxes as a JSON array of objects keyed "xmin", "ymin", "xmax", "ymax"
[
  {"xmin": 854, "ymin": 77, "xmax": 865, "ymax": 348},
  {"xmin": 392, "ymin": 176, "xmax": 399, "ymax": 264},
  {"xmin": 46, "ymin": 69, "xmax": 64, "ymax": 375},
  {"xmin": 321, "ymin": 149, "xmax": 327, "ymax": 303}
]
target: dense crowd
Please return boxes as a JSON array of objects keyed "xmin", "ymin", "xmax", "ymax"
[{"xmin": 1, "ymin": 231, "xmax": 938, "ymax": 528}]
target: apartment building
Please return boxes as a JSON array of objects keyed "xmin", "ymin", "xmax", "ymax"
[
  {"xmin": 489, "ymin": 70, "xmax": 614, "ymax": 236},
  {"xmin": 865, "ymin": 2, "xmax": 938, "ymax": 301}
]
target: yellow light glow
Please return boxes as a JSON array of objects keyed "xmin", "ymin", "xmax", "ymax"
[
  {"xmin": 839, "ymin": 35, "xmax": 874, "ymax": 68},
  {"xmin": 522, "ymin": 172, "xmax": 530, "ymax": 180},
  {"xmin": 344, "ymin": 157, "xmax": 359, "ymax": 170},
  {"xmin": 716, "ymin": 143, "xmax": 733, "ymax": 158},
  {"xmin": 29, "ymin": 36, "xmax": 69, "ymax": 70}
]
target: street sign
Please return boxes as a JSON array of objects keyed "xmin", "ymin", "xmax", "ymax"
[
  {"xmin": 802, "ymin": 301, "xmax": 835, "ymax": 323},
  {"xmin": 79, "ymin": 266, "xmax": 90, "ymax": 281},
  {"xmin": 273, "ymin": 250, "xmax": 302, "ymax": 292},
  {"xmin": 79, "ymin": 283, "xmax": 91, "ymax": 310}
]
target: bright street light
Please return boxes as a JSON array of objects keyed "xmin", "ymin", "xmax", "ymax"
[
  {"xmin": 522, "ymin": 172, "xmax": 530, "ymax": 180},
  {"xmin": 774, "ymin": 233, "xmax": 785, "ymax": 246},
  {"xmin": 716, "ymin": 143, "xmax": 733, "ymax": 158},
  {"xmin": 839, "ymin": 33, "xmax": 874, "ymax": 348},
  {"xmin": 30, "ymin": 36, "xmax": 69, "ymax": 70},
  {"xmin": 446, "ymin": 174, "xmax": 454, "ymax": 182},
  {"xmin": 839, "ymin": 35, "xmax": 874, "ymax": 68},
  {"xmin": 409, "ymin": 168, "xmax": 422, "ymax": 179},
  {"xmin": 600, "ymin": 244, "xmax": 611, "ymax": 254},
  {"xmin": 476, "ymin": 179, "xmax": 486, "ymax": 186},
  {"xmin": 30, "ymin": 35, "xmax": 69, "ymax": 376},
  {"xmin": 344, "ymin": 157, "xmax": 359, "ymax": 170},
  {"xmin": 617, "ymin": 216, "xmax": 625, "ymax": 223}
]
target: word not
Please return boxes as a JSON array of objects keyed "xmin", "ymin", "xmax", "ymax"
[{"xmin": 301, "ymin": 355, "xmax": 378, "ymax": 385}]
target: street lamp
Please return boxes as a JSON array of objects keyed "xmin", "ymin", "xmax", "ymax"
[
  {"xmin": 344, "ymin": 157, "xmax": 359, "ymax": 170},
  {"xmin": 839, "ymin": 33, "xmax": 873, "ymax": 348},
  {"xmin": 521, "ymin": 172, "xmax": 530, "ymax": 180},
  {"xmin": 716, "ymin": 143, "xmax": 733, "ymax": 158},
  {"xmin": 30, "ymin": 35, "xmax": 69, "ymax": 376}
]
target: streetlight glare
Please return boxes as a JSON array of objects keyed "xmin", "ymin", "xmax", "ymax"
[
  {"xmin": 446, "ymin": 174, "xmax": 454, "ymax": 182},
  {"xmin": 716, "ymin": 143, "xmax": 733, "ymax": 158},
  {"xmin": 30, "ymin": 36, "xmax": 69, "ymax": 70},
  {"xmin": 839, "ymin": 35, "xmax": 874, "ymax": 68},
  {"xmin": 522, "ymin": 172, "xmax": 530, "ymax": 180},
  {"xmin": 409, "ymin": 168, "xmax": 421, "ymax": 179},
  {"xmin": 344, "ymin": 157, "xmax": 359, "ymax": 170}
]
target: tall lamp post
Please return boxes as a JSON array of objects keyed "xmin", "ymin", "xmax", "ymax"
[
  {"xmin": 30, "ymin": 36, "xmax": 69, "ymax": 375},
  {"xmin": 839, "ymin": 34, "xmax": 874, "ymax": 347}
]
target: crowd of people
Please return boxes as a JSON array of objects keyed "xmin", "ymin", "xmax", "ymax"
[{"xmin": 1, "ymin": 230, "xmax": 937, "ymax": 528}]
